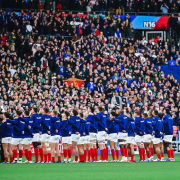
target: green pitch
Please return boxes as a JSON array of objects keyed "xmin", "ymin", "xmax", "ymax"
[{"xmin": 0, "ymin": 155, "xmax": 180, "ymax": 180}]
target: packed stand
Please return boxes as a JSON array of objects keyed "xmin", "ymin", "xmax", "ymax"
[
  {"xmin": 0, "ymin": 9, "xmax": 180, "ymax": 123},
  {"xmin": 0, "ymin": 9, "xmax": 179, "ymax": 164}
]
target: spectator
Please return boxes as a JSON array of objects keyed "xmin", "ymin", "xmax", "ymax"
[
  {"xmin": 93, "ymin": 1, "xmax": 100, "ymax": 12},
  {"xmin": 9, "ymin": 29, "xmax": 16, "ymax": 51},
  {"xmin": 160, "ymin": 3, "xmax": 169, "ymax": 15},
  {"xmin": 99, "ymin": 0, "xmax": 107, "ymax": 12},
  {"xmin": 168, "ymin": 56, "xmax": 176, "ymax": 66},
  {"xmin": 37, "ymin": 0, "xmax": 44, "ymax": 9},
  {"xmin": 115, "ymin": 0, "xmax": 122, "ymax": 15},
  {"xmin": 127, "ymin": 24, "xmax": 135, "ymax": 38},
  {"xmin": 111, "ymin": 92, "xmax": 122, "ymax": 109},
  {"xmin": 126, "ymin": 3, "xmax": 134, "ymax": 13},
  {"xmin": 86, "ymin": 2, "xmax": 93, "ymax": 13},
  {"xmin": 170, "ymin": 3, "xmax": 178, "ymax": 14},
  {"xmin": 168, "ymin": 14, "xmax": 177, "ymax": 30},
  {"xmin": 46, "ymin": 1, "xmax": 53, "ymax": 10}
]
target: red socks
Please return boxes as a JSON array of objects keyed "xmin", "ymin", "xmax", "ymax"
[
  {"xmin": 10, "ymin": 157, "xmax": 13, "ymax": 163},
  {"xmin": 75, "ymin": 155, "xmax": 78, "ymax": 162},
  {"xmin": 93, "ymin": 148, "xmax": 97, "ymax": 161},
  {"xmin": 63, "ymin": 149, "xmax": 67, "ymax": 159},
  {"xmin": 79, "ymin": 154, "xmax": 84, "ymax": 162},
  {"xmin": 120, "ymin": 147, "xmax": 124, "ymax": 157},
  {"xmin": 52, "ymin": 157, "xmax": 55, "ymax": 162},
  {"xmin": 58, "ymin": 156, "xmax": 61, "ymax": 161},
  {"xmin": 90, "ymin": 148, "xmax": 94, "ymax": 161},
  {"xmin": 147, "ymin": 153, "xmax": 151, "ymax": 159},
  {"xmin": 116, "ymin": 150, "xmax": 119, "ymax": 160},
  {"xmin": 28, "ymin": 150, "xmax": 32, "ymax": 161},
  {"xmin": 84, "ymin": 150, "xmax": 87, "ymax": 161},
  {"xmin": 24, "ymin": 149, "xmax": 29, "ymax": 161},
  {"xmin": 68, "ymin": 149, "xmax": 72, "ymax": 159},
  {"xmin": 167, "ymin": 150, "xmax": 172, "ymax": 159},
  {"xmin": 131, "ymin": 154, "xmax": 134, "ymax": 160},
  {"xmin": 34, "ymin": 148, "xmax": 39, "ymax": 162},
  {"xmin": 5, "ymin": 157, "xmax": 8, "ymax": 163},
  {"xmin": 48, "ymin": 153, "xmax": 51, "ymax": 162},
  {"xmin": 171, "ymin": 149, "xmax": 174, "ymax": 159},
  {"xmin": 139, "ymin": 148, "xmax": 143, "ymax": 160},
  {"xmin": 12, "ymin": 149, "xmax": 18, "ymax": 159},
  {"xmin": 142, "ymin": 148, "xmax": 145, "ymax": 160},
  {"xmin": 157, "ymin": 154, "xmax": 161, "ymax": 160},
  {"xmin": 88, "ymin": 150, "xmax": 91, "ymax": 161},
  {"xmin": 39, "ymin": 148, "xmax": 43, "ymax": 162},
  {"xmin": 106, "ymin": 146, "xmax": 109, "ymax": 161},
  {"xmin": 44, "ymin": 154, "xmax": 47, "ymax": 162},
  {"xmin": 150, "ymin": 148, "xmax": 154, "ymax": 156},
  {"xmin": 124, "ymin": 147, "xmax": 128, "ymax": 158},
  {"xmin": 19, "ymin": 150, "xmax": 23, "ymax": 159},
  {"xmin": 111, "ymin": 149, "xmax": 115, "ymax": 161}
]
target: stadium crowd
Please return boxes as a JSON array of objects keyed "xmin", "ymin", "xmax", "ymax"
[
  {"xmin": 0, "ymin": 7, "xmax": 179, "ymax": 163},
  {"xmin": 1, "ymin": 0, "xmax": 180, "ymax": 15}
]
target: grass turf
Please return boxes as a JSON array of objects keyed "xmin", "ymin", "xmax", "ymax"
[{"xmin": 0, "ymin": 155, "xmax": 180, "ymax": 180}]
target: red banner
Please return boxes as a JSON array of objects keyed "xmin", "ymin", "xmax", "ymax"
[{"xmin": 63, "ymin": 78, "xmax": 84, "ymax": 88}]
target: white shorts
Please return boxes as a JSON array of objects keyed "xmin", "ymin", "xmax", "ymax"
[
  {"xmin": 71, "ymin": 134, "xmax": 80, "ymax": 142},
  {"xmin": 2, "ymin": 137, "xmax": 12, "ymax": 144},
  {"xmin": 90, "ymin": 133, "xmax": 97, "ymax": 140},
  {"xmin": 135, "ymin": 135, "xmax": 143, "ymax": 143},
  {"xmin": 153, "ymin": 137, "xmax": 162, "ymax": 144},
  {"xmin": 143, "ymin": 134, "xmax": 152, "ymax": 143},
  {"xmin": 151, "ymin": 135, "xmax": 155, "ymax": 141},
  {"xmin": 62, "ymin": 136, "xmax": 72, "ymax": 144},
  {"xmin": 105, "ymin": 132, "xmax": 108, "ymax": 140},
  {"xmin": 32, "ymin": 133, "xmax": 40, "ymax": 142},
  {"xmin": 11, "ymin": 138, "xmax": 23, "ymax": 145},
  {"xmin": 78, "ymin": 136, "xmax": 85, "ymax": 145},
  {"xmin": 84, "ymin": 135, "xmax": 90, "ymax": 144},
  {"xmin": 97, "ymin": 131, "xmax": 106, "ymax": 141},
  {"xmin": 163, "ymin": 135, "xmax": 173, "ymax": 143},
  {"xmin": 22, "ymin": 138, "xmax": 32, "ymax": 145},
  {"xmin": 49, "ymin": 135, "xmax": 60, "ymax": 143},
  {"xmin": 126, "ymin": 136, "xmax": 135, "ymax": 144},
  {"xmin": 41, "ymin": 134, "xmax": 51, "ymax": 142},
  {"xmin": 118, "ymin": 132, "xmax": 128, "ymax": 140},
  {"xmin": 108, "ymin": 133, "xmax": 118, "ymax": 142}
]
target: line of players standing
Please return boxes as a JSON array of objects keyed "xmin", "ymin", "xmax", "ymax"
[{"xmin": 0, "ymin": 106, "xmax": 175, "ymax": 163}]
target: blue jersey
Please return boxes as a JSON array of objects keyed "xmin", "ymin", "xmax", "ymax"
[
  {"xmin": 41, "ymin": 114, "xmax": 51, "ymax": 134},
  {"xmin": 86, "ymin": 114, "xmax": 98, "ymax": 133},
  {"xmin": 6, "ymin": 118, "xmax": 25, "ymax": 138},
  {"xmin": 59, "ymin": 120, "xmax": 71, "ymax": 137},
  {"xmin": 69, "ymin": 116, "xmax": 81, "ymax": 134},
  {"xmin": 95, "ymin": 112, "xmax": 106, "ymax": 132},
  {"xmin": 135, "ymin": 116, "xmax": 145, "ymax": 136},
  {"xmin": 127, "ymin": 118, "xmax": 136, "ymax": 137},
  {"xmin": 162, "ymin": 114, "xmax": 173, "ymax": 135},
  {"xmin": 107, "ymin": 118, "xmax": 119, "ymax": 134},
  {"xmin": 31, "ymin": 114, "xmax": 42, "ymax": 134},
  {"xmin": 19, "ymin": 117, "xmax": 33, "ymax": 138},
  {"xmin": 79, "ymin": 118, "xmax": 87, "ymax": 136},
  {"xmin": 153, "ymin": 116, "xmax": 164, "ymax": 138},
  {"xmin": 144, "ymin": 117, "xmax": 153, "ymax": 135},
  {"xmin": 0, "ymin": 120, "xmax": 13, "ymax": 138},
  {"xmin": 117, "ymin": 114, "xmax": 129, "ymax": 132},
  {"xmin": 51, "ymin": 117, "xmax": 61, "ymax": 136}
]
